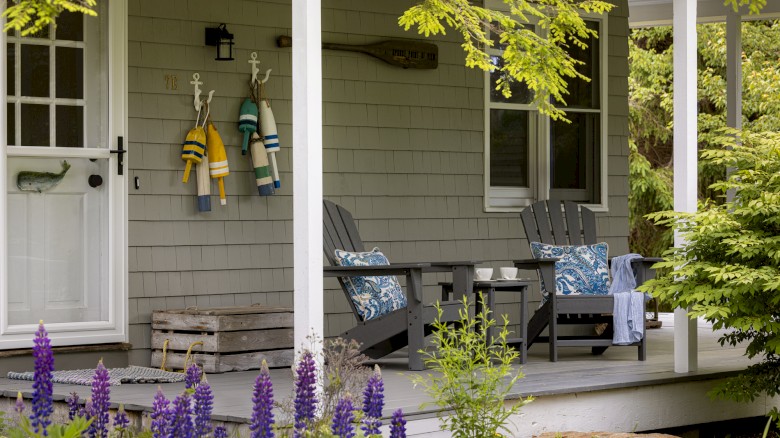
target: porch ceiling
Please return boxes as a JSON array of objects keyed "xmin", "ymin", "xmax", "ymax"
[{"xmin": 629, "ymin": 0, "xmax": 780, "ymax": 27}]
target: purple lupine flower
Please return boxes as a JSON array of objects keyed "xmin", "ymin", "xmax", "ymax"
[
  {"xmin": 15, "ymin": 391, "xmax": 25, "ymax": 415},
  {"xmin": 30, "ymin": 321, "xmax": 54, "ymax": 435},
  {"xmin": 390, "ymin": 409, "xmax": 407, "ymax": 438},
  {"xmin": 361, "ymin": 365, "xmax": 384, "ymax": 437},
  {"xmin": 113, "ymin": 404, "xmax": 130, "ymax": 431},
  {"xmin": 214, "ymin": 426, "xmax": 228, "ymax": 438},
  {"xmin": 193, "ymin": 377, "xmax": 214, "ymax": 437},
  {"xmin": 66, "ymin": 392, "xmax": 80, "ymax": 420},
  {"xmin": 185, "ymin": 363, "xmax": 203, "ymax": 390},
  {"xmin": 168, "ymin": 392, "xmax": 194, "ymax": 438},
  {"xmin": 84, "ymin": 397, "xmax": 94, "ymax": 420},
  {"xmin": 293, "ymin": 350, "xmax": 317, "ymax": 438},
  {"xmin": 249, "ymin": 360, "xmax": 274, "ymax": 438},
  {"xmin": 89, "ymin": 359, "xmax": 111, "ymax": 438},
  {"xmin": 331, "ymin": 395, "xmax": 356, "ymax": 438},
  {"xmin": 150, "ymin": 387, "xmax": 170, "ymax": 438}
]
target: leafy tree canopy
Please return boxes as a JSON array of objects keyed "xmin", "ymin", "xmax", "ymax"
[
  {"xmin": 3, "ymin": 0, "xmax": 96, "ymax": 36},
  {"xmin": 629, "ymin": 19, "xmax": 780, "ymax": 256}
]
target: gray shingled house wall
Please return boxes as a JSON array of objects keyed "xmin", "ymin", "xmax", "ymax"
[{"xmin": 126, "ymin": 0, "xmax": 631, "ymax": 365}]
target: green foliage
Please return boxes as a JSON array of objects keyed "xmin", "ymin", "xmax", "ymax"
[
  {"xmin": 628, "ymin": 140, "xmax": 673, "ymax": 257},
  {"xmin": 399, "ymin": 0, "xmax": 613, "ymax": 120},
  {"xmin": 628, "ymin": 20, "xmax": 780, "ymax": 255},
  {"xmin": 3, "ymin": 0, "xmax": 97, "ymax": 36},
  {"xmin": 640, "ymin": 130, "xmax": 780, "ymax": 410},
  {"xmin": 7, "ymin": 415, "xmax": 91, "ymax": 438},
  {"xmin": 411, "ymin": 294, "xmax": 532, "ymax": 438}
]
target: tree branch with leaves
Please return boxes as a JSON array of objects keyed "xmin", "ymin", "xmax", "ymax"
[
  {"xmin": 399, "ymin": 0, "xmax": 614, "ymax": 120},
  {"xmin": 3, "ymin": 0, "xmax": 97, "ymax": 36}
]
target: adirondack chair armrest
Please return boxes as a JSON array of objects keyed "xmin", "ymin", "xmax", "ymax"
[
  {"xmin": 512, "ymin": 258, "xmax": 559, "ymax": 270},
  {"xmin": 323, "ymin": 263, "xmax": 431, "ymax": 277}
]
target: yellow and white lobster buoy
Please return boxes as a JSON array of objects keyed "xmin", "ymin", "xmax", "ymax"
[{"xmin": 206, "ymin": 121, "xmax": 230, "ymax": 205}]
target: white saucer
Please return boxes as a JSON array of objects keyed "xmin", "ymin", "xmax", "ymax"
[{"xmin": 495, "ymin": 278, "xmax": 519, "ymax": 281}]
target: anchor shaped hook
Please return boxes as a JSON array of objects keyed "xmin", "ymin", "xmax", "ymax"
[{"xmin": 249, "ymin": 52, "xmax": 272, "ymax": 85}]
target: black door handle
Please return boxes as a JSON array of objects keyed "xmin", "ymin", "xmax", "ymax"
[{"xmin": 88, "ymin": 174, "xmax": 103, "ymax": 188}]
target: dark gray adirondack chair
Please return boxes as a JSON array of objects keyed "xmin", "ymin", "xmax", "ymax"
[
  {"xmin": 323, "ymin": 200, "xmax": 476, "ymax": 371},
  {"xmin": 515, "ymin": 200, "xmax": 659, "ymax": 362}
]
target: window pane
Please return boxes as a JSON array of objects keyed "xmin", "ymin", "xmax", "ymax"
[
  {"xmin": 7, "ymin": 103, "xmax": 15, "ymax": 146},
  {"xmin": 21, "ymin": 103, "xmax": 50, "ymax": 146},
  {"xmin": 563, "ymin": 21, "xmax": 599, "ymax": 109},
  {"xmin": 490, "ymin": 109, "xmax": 529, "ymax": 187},
  {"xmin": 21, "ymin": 45, "xmax": 50, "ymax": 97},
  {"xmin": 56, "ymin": 11, "xmax": 84, "ymax": 41},
  {"xmin": 56, "ymin": 47, "xmax": 83, "ymax": 99},
  {"xmin": 551, "ymin": 113, "xmax": 598, "ymax": 190},
  {"xmin": 56, "ymin": 105, "xmax": 83, "ymax": 147},
  {"xmin": 489, "ymin": 56, "xmax": 533, "ymax": 104},
  {"xmin": 7, "ymin": 43, "xmax": 15, "ymax": 95}
]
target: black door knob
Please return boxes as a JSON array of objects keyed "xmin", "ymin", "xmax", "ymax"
[{"xmin": 88, "ymin": 174, "xmax": 103, "ymax": 188}]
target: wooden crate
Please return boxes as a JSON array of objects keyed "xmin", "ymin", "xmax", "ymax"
[{"xmin": 151, "ymin": 305, "xmax": 294, "ymax": 373}]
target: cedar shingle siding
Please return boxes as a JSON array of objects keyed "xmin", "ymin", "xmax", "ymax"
[{"xmin": 127, "ymin": 0, "xmax": 631, "ymax": 364}]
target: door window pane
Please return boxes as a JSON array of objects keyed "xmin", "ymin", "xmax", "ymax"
[
  {"xmin": 21, "ymin": 44, "xmax": 50, "ymax": 97},
  {"xmin": 56, "ymin": 105, "xmax": 83, "ymax": 147},
  {"xmin": 56, "ymin": 11, "xmax": 84, "ymax": 41},
  {"xmin": 7, "ymin": 103, "xmax": 15, "ymax": 146},
  {"xmin": 21, "ymin": 104, "xmax": 50, "ymax": 146},
  {"xmin": 490, "ymin": 109, "xmax": 529, "ymax": 187},
  {"xmin": 7, "ymin": 44, "xmax": 15, "ymax": 94},
  {"xmin": 55, "ymin": 47, "xmax": 83, "ymax": 99},
  {"xmin": 551, "ymin": 113, "xmax": 598, "ymax": 189}
]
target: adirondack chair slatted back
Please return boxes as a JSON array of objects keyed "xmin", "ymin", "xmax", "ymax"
[
  {"xmin": 323, "ymin": 200, "xmax": 368, "ymax": 321},
  {"xmin": 323, "ymin": 200, "xmax": 366, "ymax": 266},
  {"xmin": 521, "ymin": 200, "xmax": 597, "ymax": 246}
]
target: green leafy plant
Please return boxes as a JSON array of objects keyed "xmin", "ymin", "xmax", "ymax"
[
  {"xmin": 7, "ymin": 415, "xmax": 91, "ymax": 438},
  {"xmin": 3, "ymin": 0, "xmax": 97, "ymax": 36},
  {"xmin": 411, "ymin": 294, "xmax": 532, "ymax": 438},
  {"xmin": 640, "ymin": 129, "xmax": 780, "ymax": 429}
]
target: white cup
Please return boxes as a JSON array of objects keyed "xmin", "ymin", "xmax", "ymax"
[
  {"xmin": 475, "ymin": 268, "xmax": 493, "ymax": 281},
  {"xmin": 500, "ymin": 267, "xmax": 518, "ymax": 280}
]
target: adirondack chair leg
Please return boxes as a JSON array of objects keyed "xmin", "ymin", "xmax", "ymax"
[
  {"xmin": 406, "ymin": 269, "xmax": 426, "ymax": 371},
  {"xmin": 549, "ymin": 293, "xmax": 558, "ymax": 362}
]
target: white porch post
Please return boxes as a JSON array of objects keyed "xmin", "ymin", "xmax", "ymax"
[
  {"xmin": 673, "ymin": 0, "xmax": 698, "ymax": 373},
  {"xmin": 292, "ymin": 0, "xmax": 324, "ymax": 355}
]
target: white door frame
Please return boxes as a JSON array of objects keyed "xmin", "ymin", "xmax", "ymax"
[{"xmin": 0, "ymin": 1, "xmax": 128, "ymax": 348}]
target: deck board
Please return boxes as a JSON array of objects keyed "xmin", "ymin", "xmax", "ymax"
[{"xmin": 0, "ymin": 314, "xmax": 756, "ymax": 424}]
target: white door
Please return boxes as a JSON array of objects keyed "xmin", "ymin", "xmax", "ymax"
[{"xmin": 0, "ymin": 2, "xmax": 127, "ymax": 347}]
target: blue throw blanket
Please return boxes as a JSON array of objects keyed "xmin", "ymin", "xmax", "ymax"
[{"xmin": 609, "ymin": 253, "xmax": 647, "ymax": 345}]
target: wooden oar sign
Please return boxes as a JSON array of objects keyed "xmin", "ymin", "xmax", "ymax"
[{"xmin": 276, "ymin": 36, "xmax": 438, "ymax": 69}]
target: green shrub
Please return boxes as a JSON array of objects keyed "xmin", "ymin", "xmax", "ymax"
[
  {"xmin": 640, "ymin": 129, "xmax": 780, "ymax": 425},
  {"xmin": 411, "ymin": 294, "xmax": 532, "ymax": 438}
]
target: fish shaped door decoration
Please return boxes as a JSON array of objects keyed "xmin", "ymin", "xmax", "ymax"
[{"xmin": 17, "ymin": 161, "xmax": 71, "ymax": 192}]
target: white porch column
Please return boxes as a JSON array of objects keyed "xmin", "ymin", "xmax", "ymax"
[
  {"xmin": 672, "ymin": 0, "xmax": 698, "ymax": 373},
  {"xmin": 292, "ymin": 0, "xmax": 324, "ymax": 354}
]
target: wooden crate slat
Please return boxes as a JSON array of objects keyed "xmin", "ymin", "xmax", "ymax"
[
  {"xmin": 152, "ymin": 328, "xmax": 293, "ymax": 353},
  {"xmin": 152, "ymin": 312, "xmax": 293, "ymax": 332},
  {"xmin": 150, "ymin": 349, "xmax": 294, "ymax": 373}
]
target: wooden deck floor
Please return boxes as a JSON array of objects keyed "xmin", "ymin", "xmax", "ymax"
[{"xmin": 0, "ymin": 313, "xmax": 756, "ymax": 426}]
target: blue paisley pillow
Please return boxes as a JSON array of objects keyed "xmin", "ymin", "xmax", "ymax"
[
  {"xmin": 334, "ymin": 247, "xmax": 407, "ymax": 321},
  {"xmin": 530, "ymin": 242, "xmax": 610, "ymax": 297}
]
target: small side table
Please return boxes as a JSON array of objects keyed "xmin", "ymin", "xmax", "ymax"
[{"xmin": 439, "ymin": 279, "xmax": 530, "ymax": 363}]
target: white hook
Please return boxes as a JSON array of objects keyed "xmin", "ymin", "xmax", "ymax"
[
  {"xmin": 206, "ymin": 90, "xmax": 215, "ymax": 104},
  {"xmin": 249, "ymin": 51, "xmax": 272, "ymax": 85},
  {"xmin": 191, "ymin": 73, "xmax": 203, "ymax": 112},
  {"xmin": 258, "ymin": 68, "xmax": 272, "ymax": 85},
  {"xmin": 249, "ymin": 52, "xmax": 261, "ymax": 83}
]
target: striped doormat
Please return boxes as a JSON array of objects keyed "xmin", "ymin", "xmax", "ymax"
[{"xmin": 7, "ymin": 365, "xmax": 186, "ymax": 386}]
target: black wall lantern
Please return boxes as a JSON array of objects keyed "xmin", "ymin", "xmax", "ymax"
[{"xmin": 205, "ymin": 24, "xmax": 234, "ymax": 61}]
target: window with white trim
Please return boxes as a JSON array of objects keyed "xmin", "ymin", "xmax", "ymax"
[{"xmin": 484, "ymin": 19, "xmax": 607, "ymax": 211}]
